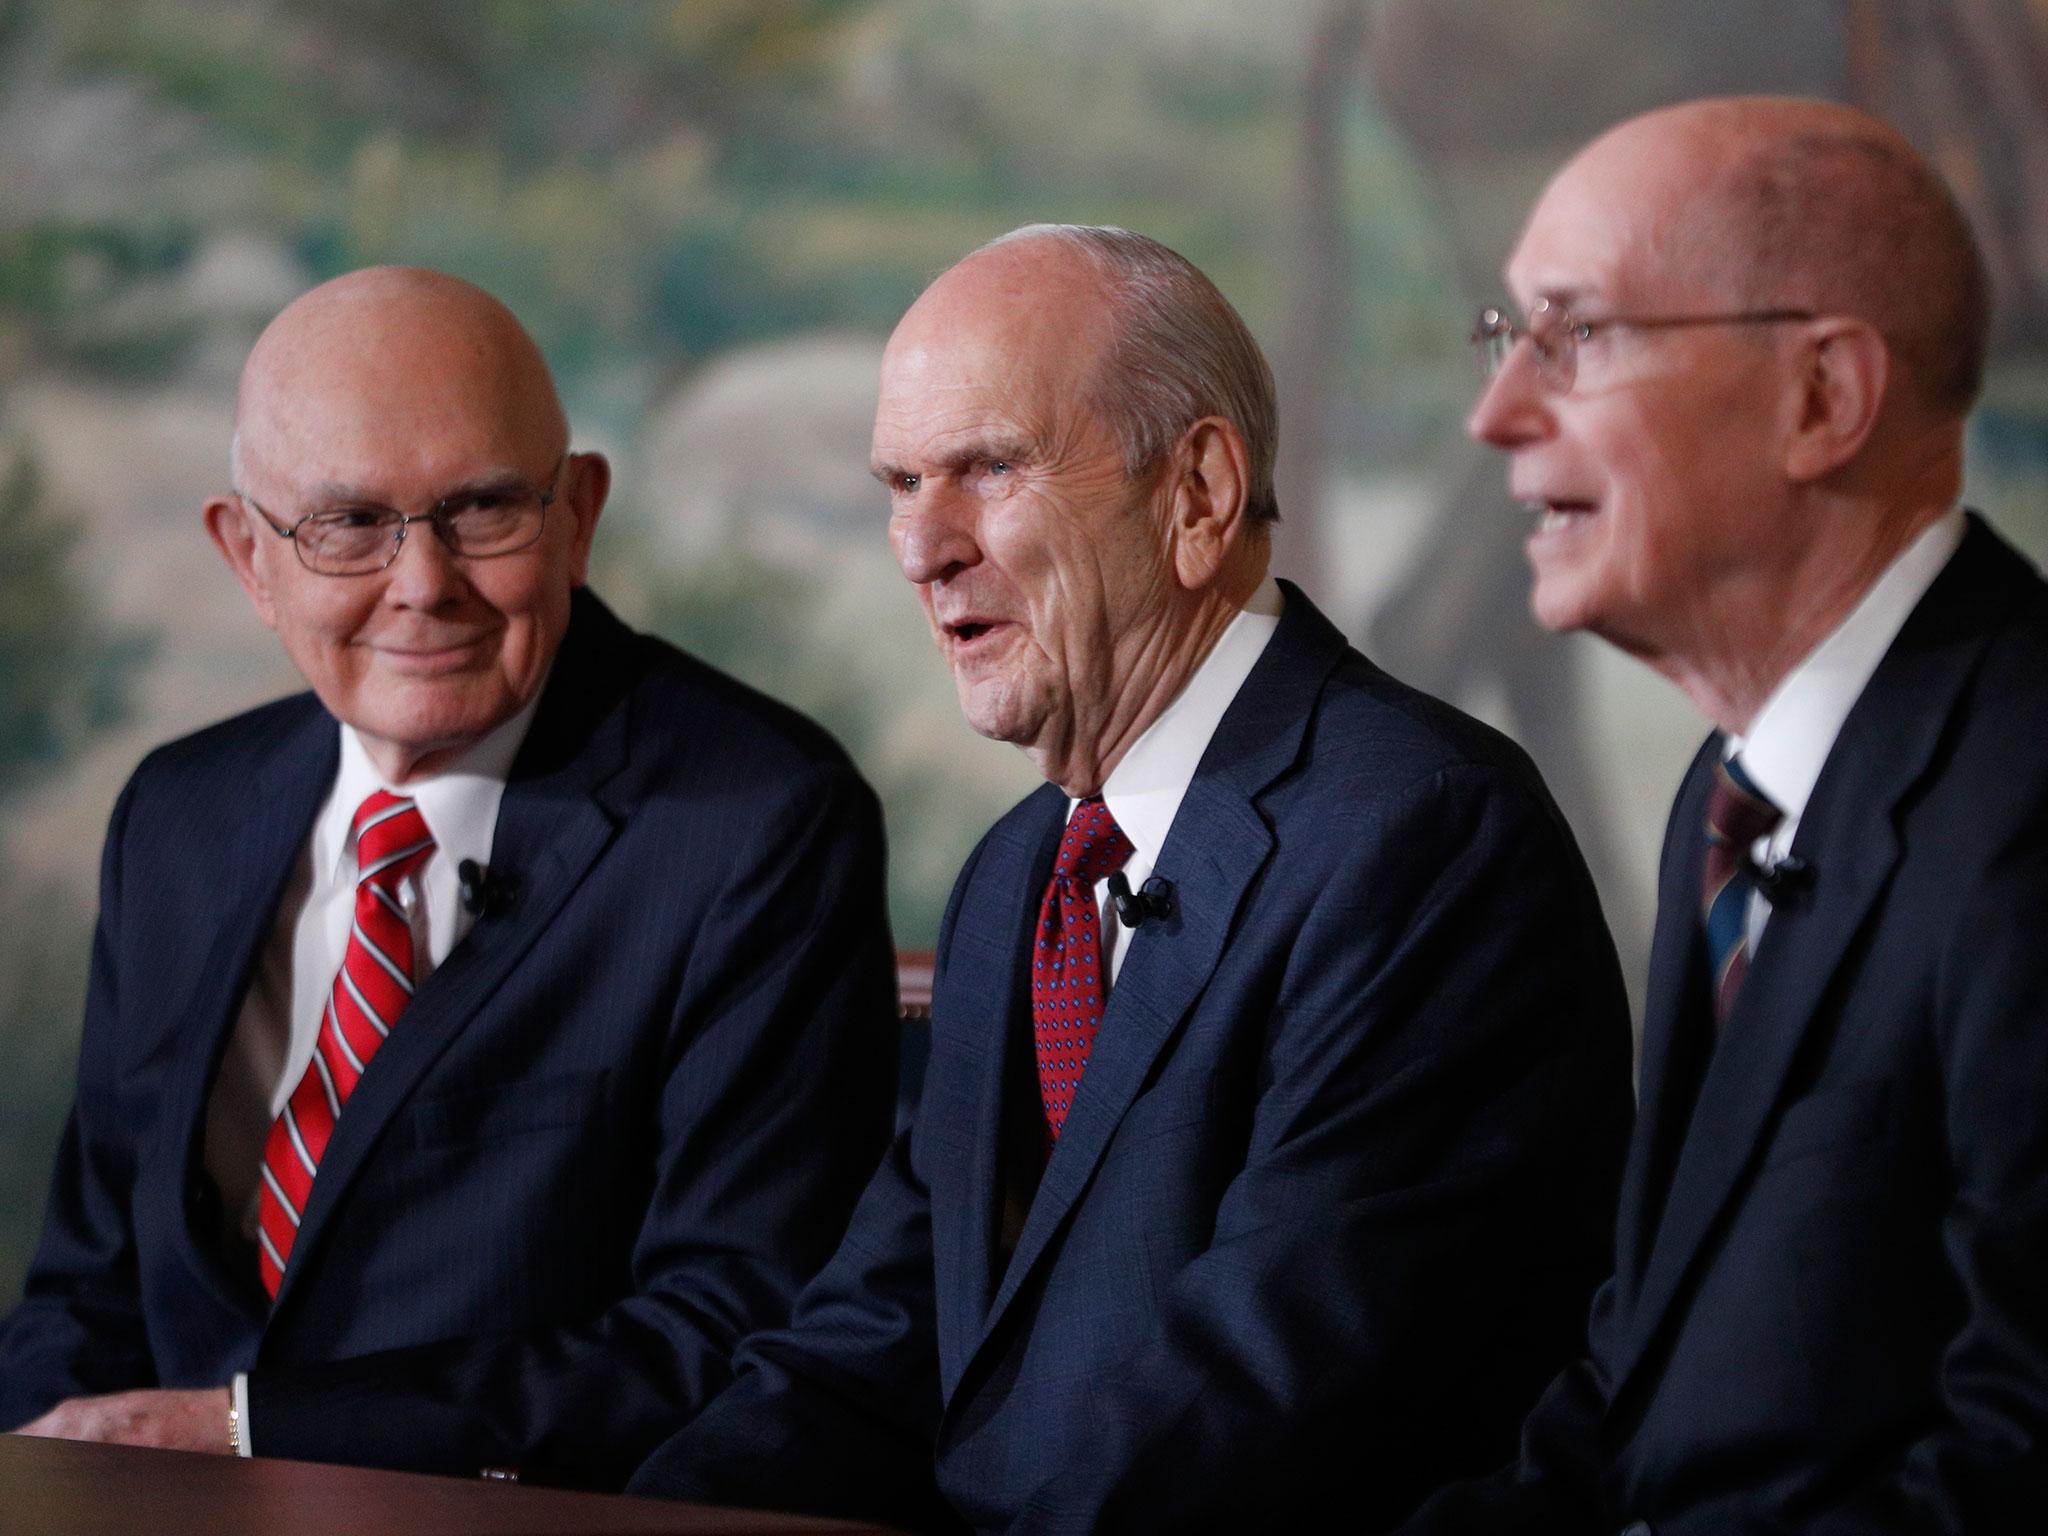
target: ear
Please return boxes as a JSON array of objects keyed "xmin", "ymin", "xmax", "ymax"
[
  {"xmin": 1166, "ymin": 417, "xmax": 1251, "ymax": 591},
  {"xmin": 1783, "ymin": 318, "xmax": 1889, "ymax": 482},
  {"xmin": 560, "ymin": 451, "xmax": 610, "ymax": 587},
  {"xmin": 203, "ymin": 495, "xmax": 281, "ymax": 630}
]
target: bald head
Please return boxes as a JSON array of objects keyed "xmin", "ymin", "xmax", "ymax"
[
  {"xmin": 883, "ymin": 231, "xmax": 1115, "ymax": 435},
  {"xmin": 1474, "ymin": 97, "xmax": 1986, "ymax": 729},
  {"xmin": 233, "ymin": 266, "xmax": 568, "ymax": 490},
  {"xmin": 877, "ymin": 226, "xmax": 1270, "ymax": 793},
  {"xmin": 1575, "ymin": 97, "xmax": 1990, "ymax": 416},
  {"xmin": 962, "ymin": 225, "xmax": 1279, "ymax": 523},
  {"xmin": 207, "ymin": 265, "xmax": 606, "ymax": 784}
]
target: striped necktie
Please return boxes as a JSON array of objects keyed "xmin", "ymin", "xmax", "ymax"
[
  {"xmin": 1701, "ymin": 756, "xmax": 1782, "ymax": 1028},
  {"xmin": 1030, "ymin": 797, "xmax": 1133, "ymax": 1146},
  {"xmin": 257, "ymin": 791, "xmax": 435, "ymax": 1298}
]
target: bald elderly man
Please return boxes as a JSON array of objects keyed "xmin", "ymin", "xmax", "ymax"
[
  {"xmin": 631, "ymin": 225, "xmax": 1634, "ymax": 1533},
  {"xmin": 0, "ymin": 268, "xmax": 894, "ymax": 1487},
  {"xmin": 1404, "ymin": 99, "xmax": 2048, "ymax": 1532}
]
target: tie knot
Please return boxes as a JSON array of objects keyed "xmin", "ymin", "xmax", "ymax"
[
  {"xmin": 1705, "ymin": 757, "xmax": 1782, "ymax": 851},
  {"xmin": 352, "ymin": 791, "xmax": 435, "ymax": 889},
  {"xmin": 1056, "ymin": 796, "xmax": 1134, "ymax": 885}
]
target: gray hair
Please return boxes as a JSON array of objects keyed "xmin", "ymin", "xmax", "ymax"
[{"xmin": 977, "ymin": 224, "xmax": 1280, "ymax": 523}]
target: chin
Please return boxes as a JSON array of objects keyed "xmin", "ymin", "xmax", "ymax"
[
  {"xmin": 1527, "ymin": 561, "xmax": 1618, "ymax": 635},
  {"xmin": 391, "ymin": 688, "xmax": 511, "ymax": 738},
  {"xmin": 956, "ymin": 678, "xmax": 1047, "ymax": 748},
  {"xmin": 1527, "ymin": 587, "xmax": 1583, "ymax": 635},
  {"xmin": 961, "ymin": 707, "xmax": 1033, "ymax": 746},
  {"xmin": 359, "ymin": 698, "xmax": 513, "ymax": 763}
]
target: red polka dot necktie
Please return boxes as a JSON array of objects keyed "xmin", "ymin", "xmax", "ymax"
[
  {"xmin": 1701, "ymin": 756, "xmax": 1782, "ymax": 1029},
  {"xmin": 1031, "ymin": 797, "xmax": 1134, "ymax": 1146},
  {"xmin": 257, "ymin": 790, "xmax": 435, "ymax": 1298}
]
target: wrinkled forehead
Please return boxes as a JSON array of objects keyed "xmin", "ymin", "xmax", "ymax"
[
  {"xmin": 874, "ymin": 262, "xmax": 1113, "ymax": 451},
  {"xmin": 895, "ymin": 247, "xmax": 1111, "ymax": 378}
]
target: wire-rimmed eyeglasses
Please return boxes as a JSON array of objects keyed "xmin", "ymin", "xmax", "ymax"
[
  {"xmin": 1472, "ymin": 298, "xmax": 1817, "ymax": 392},
  {"xmin": 239, "ymin": 457, "xmax": 567, "ymax": 576}
]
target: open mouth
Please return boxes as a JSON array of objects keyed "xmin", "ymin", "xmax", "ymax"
[
  {"xmin": 1523, "ymin": 499, "xmax": 1597, "ymax": 531},
  {"xmin": 943, "ymin": 618, "xmax": 1009, "ymax": 648}
]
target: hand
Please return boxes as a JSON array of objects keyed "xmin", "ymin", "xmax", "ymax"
[{"xmin": 13, "ymin": 1387, "xmax": 233, "ymax": 1454}]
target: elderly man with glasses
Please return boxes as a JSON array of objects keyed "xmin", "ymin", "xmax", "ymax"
[
  {"xmin": 0, "ymin": 266, "xmax": 896, "ymax": 1489},
  {"xmin": 1404, "ymin": 97, "xmax": 2048, "ymax": 1533}
]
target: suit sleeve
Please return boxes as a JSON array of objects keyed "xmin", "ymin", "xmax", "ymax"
[
  {"xmin": 0, "ymin": 776, "xmax": 160, "ymax": 1427},
  {"xmin": 1393, "ymin": 1313, "xmax": 1612, "ymax": 1533},
  {"xmin": 625, "ymin": 840, "xmax": 996, "ymax": 1533},
  {"xmin": 1791, "ymin": 810, "xmax": 2048, "ymax": 1535},
  {"xmin": 1009, "ymin": 764, "xmax": 1633, "ymax": 1535},
  {"xmin": 243, "ymin": 765, "xmax": 900, "ymax": 1490},
  {"xmin": 1398, "ymin": 750, "xmax": 1729, "ymax": 1536}
]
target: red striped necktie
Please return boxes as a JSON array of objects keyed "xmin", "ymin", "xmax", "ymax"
[
  {"xmin": 1031, "ymin": 797, "xmax": 1133, "ymax": 1146},
  {"xmin": 257, "ymin": 790, "xmax": 435, "ymax": 1298}
]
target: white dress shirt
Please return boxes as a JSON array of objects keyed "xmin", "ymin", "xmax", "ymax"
[
  {"xmin": 1726, "ymin": 509, "xmax": 1965, "ymax": 949},
  {"xmin": 1079, "ymin": 579, "xmax": 1284, "ymax": 982},
  {"xmin": 205, "ymin": 694, "xmax": 539, "ymax": 1452}
]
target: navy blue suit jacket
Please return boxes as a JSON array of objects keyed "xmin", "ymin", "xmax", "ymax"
[
  {"xmin": 1404, "ymin": 517, "xmax": 2048, "ymax": 1534},
  {"xmin": 0, "ymin": 589, "xmax": 896, "ymax": 1488},
  {"xmin": 632, "ymin": 584, "xmax": 1634, "ymax": 1533}
]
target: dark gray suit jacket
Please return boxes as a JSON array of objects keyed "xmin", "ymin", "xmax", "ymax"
[
  {"xmin": 1406, "ymin": 516, "xmax": 2048, "ymax": 1533},
  {"xmin": 0, "ymin": 589, "xmax": 896, "ymax": 1488}
]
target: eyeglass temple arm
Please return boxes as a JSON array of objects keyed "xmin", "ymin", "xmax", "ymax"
[{"xmin": 235, "ymin": 493, "xmax": 299, "ymax": 541}]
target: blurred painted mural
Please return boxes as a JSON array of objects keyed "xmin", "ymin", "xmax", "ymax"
[{"xmin": 4, "ymin": 0, "xmax": 2048, "ymax": 1301}]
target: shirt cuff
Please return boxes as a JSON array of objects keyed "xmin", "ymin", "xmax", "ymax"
[{"xmin": 232, "ymin": 1373, "xmax": 254, "ymax": 1456}]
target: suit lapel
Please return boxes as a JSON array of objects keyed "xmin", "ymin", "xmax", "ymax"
[
  {"xmin": 960, "ymin": 582, "xmax": 1343, "ymax": 1380},
  {"xmin": 1611, "ymin": 740, "xmax": 1716, "ymax": 1298},
  {"xmin": 1611, "ymin": 520, "xmax": 2023, "ymax": 1397},
  {"xmin": 165, "ymin": 705, "xmax": 338, "ymax": 1321},
  {"xmin": 270, "ymin": 593, "xmax": 632, "ymax": 1315},
  {"xmin": 929, "ymin": 786, "xmax": 1064, "ymax": 1396}
]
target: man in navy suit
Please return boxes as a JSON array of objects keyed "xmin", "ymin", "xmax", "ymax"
[
  {"xmin": 630, "ymin": 225, "xmax": 1635, "ymax": 1532},
  {"xmin": 0, "ymin": 267, "xmax": 894, "ymax": 1487},
  {"xmin": 1406, "ymin": 98, "xmax": 2048, "ymax": 1532}
]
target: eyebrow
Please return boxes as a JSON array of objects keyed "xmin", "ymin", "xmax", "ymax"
[{"xmin": 869, "ymin": 439, "xmax": 1035, "ymax": 487}]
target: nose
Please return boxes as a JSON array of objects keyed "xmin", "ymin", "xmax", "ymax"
[
  {"xmin": 1466, "ymin": 342, "xmax": 1553, "ymax": 450},
  {"xmin": 380, "ymin": 516, "xmax": 469, "ymax": 608},
  {"xmin": 890, "ymin": 488, "xmax": 980, "ymax": 587}
]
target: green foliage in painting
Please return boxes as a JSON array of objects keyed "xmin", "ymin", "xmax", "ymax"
[
  {"xmin": 0, "ymin": 453, "xmax": 153, "ymax": 800},
  {"xmin": 0, "ymin": 868, "xmax": 93, "ymax": 1306},
  {"xmin": 0, "ymin": 449, "xmax": 153, "ymax": 1296}
]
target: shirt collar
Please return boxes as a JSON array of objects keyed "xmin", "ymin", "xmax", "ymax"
[
  {"xmin": 315, "ymin": 685, "xmax": 545, "ymax": 886},
  {"xmin": 1729, "ymin": 508, "xmax": 1965, "ymax": 822},
  {"xmin": 1082, "ymin": 577, "xmax": 1284, "ymax": 866}
]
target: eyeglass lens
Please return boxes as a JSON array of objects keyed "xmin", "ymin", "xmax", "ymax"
[
  {"xmin": 1475, "ymin": 306, "xmax": 1573, "ymax": 389},
  {"xmin": 296, "ymin": 489, "xmax": 546, "ymax": 573}
]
